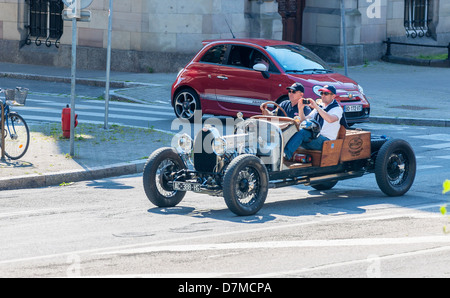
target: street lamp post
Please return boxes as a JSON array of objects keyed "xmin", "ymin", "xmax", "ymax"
[{"xmin": 341, "ymin": 0, "xmax": 348, "ymax": 76}]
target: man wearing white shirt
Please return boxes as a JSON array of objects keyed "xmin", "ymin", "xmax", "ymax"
[{"xmin": 284, "ymin": 85, "xmax": 343, "ymax": 160}]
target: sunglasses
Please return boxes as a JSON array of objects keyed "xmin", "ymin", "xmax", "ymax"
[
  {"xmin": 320, "ymin": 92, "xmax": 333, "ymax": 96},
  {"xmin": 288, "ymin": 90, "xmax": 298, "ymax": 94}
]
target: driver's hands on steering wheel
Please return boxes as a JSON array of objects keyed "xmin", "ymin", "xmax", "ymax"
[{"xmin": 260, "ymin": 103, "xmax": 278, "ymax": 116}]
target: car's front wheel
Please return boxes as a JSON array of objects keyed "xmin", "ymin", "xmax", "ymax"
[
  {"xmin": 143, "ymin": 147, "xmax": 187, "ymax": 207},
  {"xmin": 173, "ymin": 88, "xmax": 201, "ymax": 122},
  {"xmin": 375, "ymin": 139, "xmax": 416, "ymax": 196},
  {"xmin": 223, "ymin": 154, "xmax": 269, "ymax": 216}
]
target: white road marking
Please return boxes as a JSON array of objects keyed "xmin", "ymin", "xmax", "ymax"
[
  {"xmin": 98, "ymin": 236, "xmax": 450, "ymax": 255},
  {"xmin": 422, "ymin": 142, "xmax": 450, "ymax": 149},
  {"xmin": 411, "ymin": 134, "xmax": 450, "ymax": 142},
  {"xmin": 247, "ymin": 245, "xmax": 450, "ymax": 277},
  {"xmin": 0, "ymin": 202, "xmax": 446, "ymax": 266},
  {"xmin": 417, "ymin": 165, "xmax": 442, "ymax": 170}
]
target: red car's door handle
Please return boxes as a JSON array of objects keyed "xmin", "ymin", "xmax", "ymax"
[{"xmin": 216, "ymin": 75, "xmax": 228, "ymax": 80}]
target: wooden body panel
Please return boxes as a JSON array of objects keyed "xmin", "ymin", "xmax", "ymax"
[
  {"xmin": 341, "ymin": 130, "xmax": 371, "ymax": 161},
  {"xmin": 292, "ymin": 127, "xmax": 371, "ymax": 168}
]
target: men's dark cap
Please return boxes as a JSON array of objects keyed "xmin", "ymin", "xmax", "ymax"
[
  {"xmin": 286, "ymin": 82, "xmax": 304, "ymax": 93},
  {"xmin": 318, "ymin": 85, "xmax": 337, "ymax": 94}
]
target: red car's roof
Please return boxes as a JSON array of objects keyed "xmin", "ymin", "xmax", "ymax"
[{"xmin": 202, "ymin": 38, "xmax": 297, "ymax": 47}]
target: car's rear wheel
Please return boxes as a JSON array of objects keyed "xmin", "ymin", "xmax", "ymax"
[
  {"xmin": 173, "ymin": 88, "xmax": 201, "ymax": 122},
  {"xmin": 375, "ymin": 139, "xmax": 416, "ymax": 196},
  {"xmin": 223, "ymin": 154, "xmax": 269, "ymax": 216},
  {"xmin": 143, "ymin": 147, "xmax": 187, "ymax": 207}
]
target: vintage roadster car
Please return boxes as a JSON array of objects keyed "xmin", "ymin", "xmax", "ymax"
[{"xmin": 143, "ymin": 102, "xmax": 416, "ymax": 216}]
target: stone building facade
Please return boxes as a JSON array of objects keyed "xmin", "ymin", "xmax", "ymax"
[
  {"xmin": 302, "ymin": 0, "xmax": 450, "ymax": 65},
  {"xmin": 0, "ymin": 0, "xmax": 448, "ymax": 72}
]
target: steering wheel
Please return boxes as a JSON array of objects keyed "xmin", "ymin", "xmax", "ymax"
[{"xmin": 260, "ymin": 101, "xmax": 288, "ymax": 118}]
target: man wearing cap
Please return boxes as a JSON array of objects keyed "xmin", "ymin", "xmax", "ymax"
[
  {"xmin": 284, "ymin": 84, "xmax": 343, "ymax": 160},
  {"xmin": 261, "ymin": 82, "xmax": 311, "ymax": 118}
]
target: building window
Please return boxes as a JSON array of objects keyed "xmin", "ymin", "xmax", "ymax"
[
  {"xmin": 404, "ymin": 0, "xmax": 432, "ymax": 38},
  {"xmin": 26, "ymin": 0, "xmax": 64, "ymax": 47}
]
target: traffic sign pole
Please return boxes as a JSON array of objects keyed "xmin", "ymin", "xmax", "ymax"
[{"xmin": 62, "ymin": 0, "xmax": 93, "ymax": 157}]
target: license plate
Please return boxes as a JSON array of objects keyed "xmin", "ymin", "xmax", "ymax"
[
  {"xmin": 345, "ymin": 105, "xmax": 363, "ymax": 112},
  {"xmin": 173, "ymin": 181, "xmax": 201, "ymax": 192}
]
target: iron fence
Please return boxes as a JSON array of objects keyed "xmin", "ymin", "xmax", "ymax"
[{"xmin": 383, "ymin": 38, "xmax": 450, "ymax": 61}]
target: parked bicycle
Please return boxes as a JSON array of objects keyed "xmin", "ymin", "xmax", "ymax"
[{"xmin": 0, "ymin": 87, "xmax": 30, "ymax": 160}]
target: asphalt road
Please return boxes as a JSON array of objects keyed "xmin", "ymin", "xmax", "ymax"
[{"xmin": 0, "ymin": 123, "xmax": 449, "ymax": 279}]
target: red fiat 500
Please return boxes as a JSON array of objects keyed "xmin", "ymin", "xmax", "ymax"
[{"xmin": 171, "ymin": 39, "xmax": 370, "ymax": 124}]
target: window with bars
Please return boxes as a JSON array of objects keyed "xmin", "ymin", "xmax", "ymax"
[
  {"xmin": 26, "ymin": 0, "xmax": 64, "ymax": 47},
  {"xmin": 404, "ymin": 0, "xmax": 432, "ymax": 38}
]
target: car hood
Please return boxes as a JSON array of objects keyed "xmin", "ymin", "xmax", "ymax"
[{"xmin": 287, "ymin": 72, "xmax": 360, "ymax": 94}]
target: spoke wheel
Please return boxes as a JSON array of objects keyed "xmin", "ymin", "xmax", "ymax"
[
  {"xmin": 2, "ymin": 113, "xmax": 30, "ymax": 160},
  {"xmin": 143, "ymin": 147, "xmax": 186, "ymax": 207},
  {"xmin": 375, "ymin": 139, "xmax": 416, "ymax": 196},
  {"xmin": 223, "ymin": 154, "xmax": 269, "ymax": 216}
]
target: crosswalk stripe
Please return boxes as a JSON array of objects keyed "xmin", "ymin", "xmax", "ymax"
[
  {"xmin": 422, "ymin": 142, "xmax": 450, "ymax": 149},
  {"xmin": 16, "ymin": 105, "xmax": 174, "ymax": 118},
  {"xmin": 17, "ymin": 109, "xmax": 167, "ymax": 122},
  {"xmin": 24, "ymin": 115, "xmax": 121, "ymax": 125},
  {"xmin": 411, "ymin": 134, "xmax": 450, "ymax": 142},
  {"xmin": 21, "ymin": 98, "xmax": 174, "ymax": 115},
  {"xmin": 27, "ymin": 97, "xmax": 173, "ymax": 110},
  {"xmin": 417, "ymin": 165, "xmax": 442, "ymax": 170},
  {"xmin": 11, "ymin": 97, "xmax": 176, "ymax": 124}
]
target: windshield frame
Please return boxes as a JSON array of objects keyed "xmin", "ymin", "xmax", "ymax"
[{"xmin": 265, "ymin": 44, "xmax": 333, "ymax": 74}]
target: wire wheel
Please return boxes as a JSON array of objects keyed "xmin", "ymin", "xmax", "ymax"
[
  {"xmin": 223, "ymin": 154, "xmax": 269, "ymax": 216},
  {"xmin": 375, "ymin": 139, "xmax": 416, "ymax": 196},
  {"xmin": 143, "ymin": 147, "xmax": 187, "ymax": 207}
]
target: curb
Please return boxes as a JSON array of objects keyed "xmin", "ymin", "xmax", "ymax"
[
  {"xmin": 0, "ymin": 71, "xmax": 149, "ymax": 88},
  {"xmin": 0, "ymin": 160, "xmax": 146, "ymax": 191},
  {"xmin": 381, "ymin": 55, "xmax": 450, "ymax": 68},
  {"xmin": 370, "ymin": 116, "xmax": 450, "ymax": 127}
]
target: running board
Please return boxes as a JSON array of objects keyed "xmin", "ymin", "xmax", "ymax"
[{"xmin": 268, "ymin": 170, "xmax": 365, "ymax": 189}]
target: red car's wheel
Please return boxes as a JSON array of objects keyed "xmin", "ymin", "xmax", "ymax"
[{"xmin": 173, "ymin": 88, "xmax": 201, "ymax": 122}]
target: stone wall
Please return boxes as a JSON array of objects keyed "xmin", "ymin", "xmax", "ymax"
[
  {"xmin": 302, "ymin": 0, "xmax": 449, "ymax": 65},
  {"xmin": 0, "ymin": 0, "xmax": 282, "ymax": 72},
  {"xmin": 0, "ymin": 0, "xmax": 448, "ymax": 71}
]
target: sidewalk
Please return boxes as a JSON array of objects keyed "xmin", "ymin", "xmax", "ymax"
[
  {"xmin": 333, "ymin": 61, "xmax": 450, "ymax": 127},
  {"xmin": 0, "ymin": 62, "xmax": 177, "ymax": 190},
  {"xmin": 0, "ymin": 60, "xmax": 449, "ymax": 190}
]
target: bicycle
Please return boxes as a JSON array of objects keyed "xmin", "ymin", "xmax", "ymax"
[{"xmin": 0, "ymin": 87, "xmax": 30, "ymax": 160}]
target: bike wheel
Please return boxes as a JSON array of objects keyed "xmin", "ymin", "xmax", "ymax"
[{"xmin": 3, "ymin": 113, "xmax": 30, "ymax": 160}]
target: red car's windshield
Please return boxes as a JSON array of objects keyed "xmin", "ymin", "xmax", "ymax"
[{"xmin": 265, "ymin": 45, "xmax": 333, "ymax": 74}]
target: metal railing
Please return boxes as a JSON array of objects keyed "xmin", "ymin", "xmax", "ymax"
[{"xmin": 383, "ymin": 38, "xmax": 450, "ymax": 60}]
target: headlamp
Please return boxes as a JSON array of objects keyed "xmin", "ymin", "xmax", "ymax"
[
  {"xmin": 212, "ymin": 137, "xmax": 227, "ymax": 156},
  {"xmin": 175, "ymin": 133, "xmax": 193, "ymax": 154}
]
